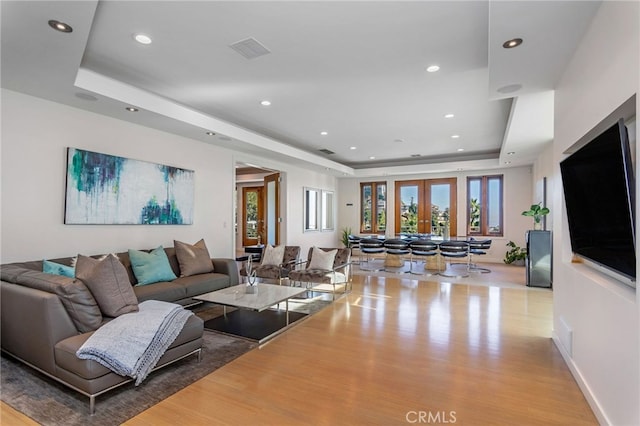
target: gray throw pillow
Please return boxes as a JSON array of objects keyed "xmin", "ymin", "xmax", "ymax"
[
  {"xmin": 174, "ymin": 239, "xmax": 214, "ymax": 277},
  {"xmin": 75, "ymin": 254, "xmax": 139, "ymax": 317}
]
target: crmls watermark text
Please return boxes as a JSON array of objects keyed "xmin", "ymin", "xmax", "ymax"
[{"xmin": 406, "ymin": 410, "xmax": 457, "ymax": 424}]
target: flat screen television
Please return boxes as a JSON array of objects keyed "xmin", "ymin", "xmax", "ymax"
[{"xmin": 560, "ymin": 119, "xmax": 636, "ymax": 286}]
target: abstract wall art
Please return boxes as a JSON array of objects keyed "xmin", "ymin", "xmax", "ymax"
[{"xmin": 65, "ymin": 148, "xmax": 194, "ymax": 224}]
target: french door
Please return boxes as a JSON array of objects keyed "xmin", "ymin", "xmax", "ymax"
[{"xmin": 394, "ymin": 178, "xmax": 457, "ymax": 238}]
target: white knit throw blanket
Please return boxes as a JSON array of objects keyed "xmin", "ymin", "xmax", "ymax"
[{"xmin": 76, "ymin": 300, "xmax": 193, "ymax": 385}]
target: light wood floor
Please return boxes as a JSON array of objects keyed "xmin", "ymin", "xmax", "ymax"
[{"xmin": 1, "ymin": 266, "xmax": 596, "ymax": 425}]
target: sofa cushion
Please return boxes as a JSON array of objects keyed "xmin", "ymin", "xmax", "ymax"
[
  {"xmin": 14, "ymin": 270, "xmax": 102, "ymax": 333},
  {"xmin": 129, "ymin": 246, "xmax": 177, "ymax": 285},
  {"xmin": 54, "ymin": 314, "xmax": 204, "ymax": 380},
  {"xmin": 173, "ymin": 273, "xmax": 230, "ymax": 297},
  {"xmin": 43, "ymin": 260, "xmax": 75, "ymax": 278},
  {"xmin": 133, "ymin": 281, "xmax": 187, "ymax": 303},
  {"xmin": 174, "ymin": 239, "xmax": 214, "ymax": 277},
  {"xmin": 76, "ymin": 254, "xmax": 139, "ymax": 317}
]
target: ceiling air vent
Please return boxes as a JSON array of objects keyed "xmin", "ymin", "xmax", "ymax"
[
  {"xmin": 229, "ymin": 37, "xmax": 271, "ymax": 60},
  {"xmin": 318, "ymin": 148, "xmax": 335, "ymax": 155}
]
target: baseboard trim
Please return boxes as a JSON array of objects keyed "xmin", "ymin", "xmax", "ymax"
[{"xmin": 551, "ymin": 332, "xmax": 609, "ymax": 425}]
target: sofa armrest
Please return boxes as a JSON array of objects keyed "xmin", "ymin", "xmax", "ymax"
[
  {"xmin": 212, "ymin": 258, "xmax": 239, "ymax": 286},
  {"xmin": 1, "ymin": 281, "xmax": 78, "ymax": 374}
]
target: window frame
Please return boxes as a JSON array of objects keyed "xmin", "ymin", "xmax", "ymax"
[
  {"xmin": 466, "ymin": 175, "xmax": 504, "ymax": 236},
  {"xmin": 360, "ymin": 181, "xmax": 386, "ymax": 234}
]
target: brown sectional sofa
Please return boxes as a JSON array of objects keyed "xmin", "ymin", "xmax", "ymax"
[{"xmin": 0, "ymin": 246, "xmax": 239, "ymax": 414}]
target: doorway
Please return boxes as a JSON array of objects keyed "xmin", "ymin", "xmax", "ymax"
[
  {"xmin": 394, "ymin": 178, "xmax": 457, "ymax": 238},
  {"xmin": 236, "ymin": 164, "xmax": 281, "ymax": 250}
]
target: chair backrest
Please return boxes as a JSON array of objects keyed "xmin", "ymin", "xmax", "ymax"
[
  {"xmin": 359, "ymin": 238, "xmax": 385, "ymax": 251},
  {"xmin": 347, "ymin": 235, "xmax": 361, "ymax": 248},
  {"xmin": 468, "ymin": 239, "xmax": 491, "ymax": 251},
  {"xmin": 383, "ymin": 238, "xmax": 410, "ymax": 253},
  {"xmin": 439, "ymin": 240, "xmax": 469, "ymax": 255},
  {"xmin": 409, "ymin": 239, "xmax": 439, "ymax": 253},
  {"xmin": 283, "ymin": 246, "xmax": 301, "ymax": 264},
  {"xmin": 305, "ymin": 247, "xmax": 351, "ymax": 271}
]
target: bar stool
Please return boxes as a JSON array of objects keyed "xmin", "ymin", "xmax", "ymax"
[
  {"xmin": 438, "ymin": 240, "xmax": 470, "ymax": 278},
  {"xmin": 359, "ymin": 238, "xmax": 385, "ymax": 271},
  {"xmin": 409, "ymin": 239, "xmax": 439, "ymax": 275}
]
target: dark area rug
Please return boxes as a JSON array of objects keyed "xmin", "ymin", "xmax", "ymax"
[
  {"xmin": 1, "ymin": 327, "xmax": 255, "ymax": 425},
  {"xmin": 1, "ymin": 292, "xmax": 335, "ymax": 425}
]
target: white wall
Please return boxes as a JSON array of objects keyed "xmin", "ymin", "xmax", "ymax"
[
  {"xmin": 337, "ymin": 166, "xmax": 533, "ymax": 263},
  {"xmin": 551, "ymin": 2, "xmax": 639, "ymax": 424},
  {"xmin": 232, "ymin": 153, "xmax": 339, "ymax": 259},
  {"xmin": 1, "ymin": 89, "xmax": 236, "ymax": 262},
  {"xmin": 532, "ymin": 141, "xmax": 554, "ymax": 232}
]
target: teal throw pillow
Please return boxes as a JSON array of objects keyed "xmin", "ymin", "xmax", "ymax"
[
  {"xmin": 129, "ymin": 246, "xmax": 177, "ymax": 286},
  {"xmin": 43, "ymin": 260, "xmax": 75, "ymax": 277}
]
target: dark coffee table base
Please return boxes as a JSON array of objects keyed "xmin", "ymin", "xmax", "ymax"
[{"xmin": 203, "ymin": 309, "xmax": 307, "ymax": 343}]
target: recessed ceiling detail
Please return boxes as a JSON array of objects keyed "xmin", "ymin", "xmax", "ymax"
[
  {"xmin": 229, "ymin": 37, "xmax": 271, "ymax": 60},
  {"xmin": 318, "ymin": 148, "xmax": 335, "ymax": 155},
  {"xmin": 1, "ymin": 2, "xmax": 601, "ymax": 174}
]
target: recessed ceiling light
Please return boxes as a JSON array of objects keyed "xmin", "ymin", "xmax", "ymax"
[
  {"xmin": 426, "ymin": 65, "xmax": 440, "ymax": 73},
  {"xmin": 260, "ymin": 100, "xmax": 271, "ymax": 106},
  {"xmin": 457, "ymin": 148, "xmax": 465, "ymax": 152},
  {"xmin": 134, "ymin": 33, "xmax": 152, "ymax": 45},
  {"xmin": 505, "ymin": 161, "xmax": 512, "ymax": 164},
  {"xmin": 507, "ymin": 151, "xmax": 515, "ymax": 155},
  {"xmin": 444, "ymin": 113, "xmax": 455, "ymax": 119},
  {"xmin": 320, "ymin": 131, "xmax": 328, "ymax": 136},
  {"xmin": 350, "ymin": 146, "xmax": 357, "ymax": 150},
  {"xmin": 502, "ymin": 38, "xmax": 523, "ymax": 49},
  {"xmin": 411, "ymin": 154, "xmax": 422, "ymax": 158},
  {"xmin": 394, "ymin": 139, "xmax": 405, "ymax": 143},
  {"xmin": 48, "ymin": 20, "xmax": 72, "ymax": 33},
  {"xmin": 369, "ymin": 156, "xmax": 376, "ymax": 160},
  {"xmin": 125, "ymin": 107, "xmax": 138, "ymax": 112},
  {"xmin": 497, "ymin": 84, "xmax": 523, "ymax": 94},
  {"xmin": 451, "ymin": 134, "xmax": 460, "ymax": 139},
  {"xmin": 206, "ymin": 131, "xmax": 215, "ymax": 136}
]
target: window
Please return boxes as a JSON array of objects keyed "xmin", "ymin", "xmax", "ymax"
[
  {"xmin": 360, "ymin": 182, "xmax": 386, "ymax": 234},
  {"xmin": 304, "ymin": 187, "xmax": 320, "ymax": 232},
  {"xmin": 467, "ymin": 175, "xmax": 503, "ymax": 236}
]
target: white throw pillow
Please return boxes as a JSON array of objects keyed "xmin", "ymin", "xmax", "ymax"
[
  {"xmin": 261, "ymin": 244, "xmax": 285, "ymax": 266},
  {"xmin": 308, "ymin": 247, "xmax": 337, "ymax": 270}
]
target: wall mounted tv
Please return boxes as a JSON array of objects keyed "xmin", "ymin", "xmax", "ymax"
[{"xmin": 560, "ymin": 118, "xmax": 636, "ymax": 287}]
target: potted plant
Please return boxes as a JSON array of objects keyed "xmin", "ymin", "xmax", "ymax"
[
  {"xmin": 341, "ymin": 227, "xmax": 352, "ymax": 248},
  {"xmin": 521, "ymin": 202, "xmax": 550, "ymax": 230},
  {"xmin": 504, "ymin": 241, "xmax": 527, "ymax": 265}
]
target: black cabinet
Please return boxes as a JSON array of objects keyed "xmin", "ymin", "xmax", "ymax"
[{"xmin": 526, "ymin": 230, "xmax": 552, "ymax": 288}]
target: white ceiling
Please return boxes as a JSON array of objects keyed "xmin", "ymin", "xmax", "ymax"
[{"xmin": 1, "ymin": 1, "xmax": 601, "ymax": 176}]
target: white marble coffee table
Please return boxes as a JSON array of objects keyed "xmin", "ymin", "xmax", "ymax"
[{"xmin": 194, "ymin": 283, "xmax": 307, "ymax": 343}]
